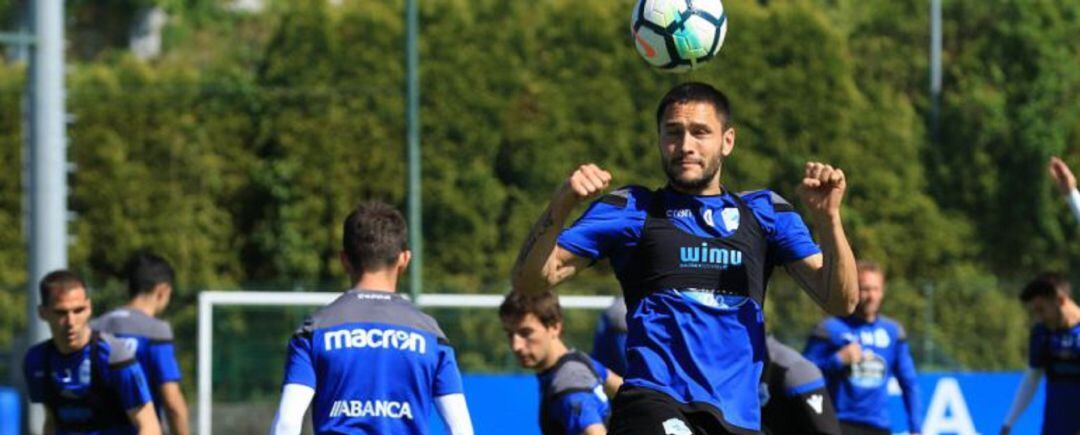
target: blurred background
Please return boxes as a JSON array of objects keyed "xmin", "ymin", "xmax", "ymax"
[{"xmin": 0, "ymin": 0, "xmax": 1077, "ymax": 433}]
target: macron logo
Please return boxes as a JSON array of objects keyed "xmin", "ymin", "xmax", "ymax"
[
  {"xmin": 323, "ymin": 328, "xmax": 426, "ymax": 354},
  {"xmin": 806, "ymin": 394, "xmax": 824, "ymax": 414},
  {"xmin": 329, "ymin": 400, "xmax": 413, "ymax": 420}
]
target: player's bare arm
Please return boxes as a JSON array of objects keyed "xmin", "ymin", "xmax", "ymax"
[
  {"xmin": 603, "ymin": 370, "xmax": 624, "ymax": 398},
  {"xmin": 1048, "ymin": 156, "xmax": 1077, "ymax": 195},
  {"xmin": 511, "ymin": 164, "xmax": 611, "ymax": 294},
  {"xmin": 127, "ymin": 402, "xmax": 162, "ymax": 435},
  {"xmin": 160, "ymin": 382, "xmax": 190, "ymax": 435},
  {"xmin": 786, "ymin": 162, "xmax": 859, "ymax": 316},
  {"xmin": 583, "ymin": 423, "xmax": 608, "ymax": 435}
]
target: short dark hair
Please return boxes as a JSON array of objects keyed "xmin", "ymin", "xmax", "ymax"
[
  {"xmin": 499, "ymin": 291, "xmax": 563, "ymax": 328},
  {"xmin": 1021, "ymin": 272, "xmax": 1072, "ymax": 302},
  {"xmin": 857, "ymin": 260, "xmax": 885, "ymax": 278},
  {"xmin": 126, "ymin": 252, "xmax": 175, "ymax": 299},
  {"xmin": 39, "ymin": 269, "xmax": 87, "ymax": 307},
  {"xmin": 342, "ymin": 201, "xmax": 408, "ymax": 273},
  {"xmin": 655, "ymin": 82, "xmax": 732, "ymax": 130}
]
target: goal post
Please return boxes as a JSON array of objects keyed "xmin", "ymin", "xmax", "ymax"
[{"xmin": 196, "ymin": 290, "xmax": 616, "ymax": 434}]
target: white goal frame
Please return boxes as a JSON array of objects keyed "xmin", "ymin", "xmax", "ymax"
[{"xmin": 196, "ymin": 290, "xmax": 616, "ymax": 434}]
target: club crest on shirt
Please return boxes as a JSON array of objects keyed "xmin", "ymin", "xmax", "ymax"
[{"xmin": 721, "ymin": 207, "xmax": 740, "ymax": 232}]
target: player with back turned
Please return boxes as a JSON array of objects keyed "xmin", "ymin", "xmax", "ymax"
[{"xmin": 511, "ymin": 82, "xmax": 859, "ymax": 435}]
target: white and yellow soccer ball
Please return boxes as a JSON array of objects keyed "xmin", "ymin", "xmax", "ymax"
[{"xmin": 631, "ymin": 0, "xmax": 728, "ymax": 73}]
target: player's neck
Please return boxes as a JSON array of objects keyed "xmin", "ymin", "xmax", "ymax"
[
  {"xmin": 352, "ymin": 269, "xmax": 399, "ymax": 293},
  {"xmin": 126, "ymin": 296, "xmax": 159, "ymax": 318},
  {"xmin": 668, "ymin": 182, "xmax": 724, "ymax": 196},
  {"xmin": 53, "ymin": 327, "xmax": 92, "ymax": 355},
  {"xmin": 537, "ymin": 340, "xmax": 570, "ymax": 372},
  {"xmin": 1062, "ymin": 301, "xmax": 1080, "ymax": 329}
]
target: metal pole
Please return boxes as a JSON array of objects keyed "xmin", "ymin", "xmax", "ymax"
[
  {"xmin": 930, "ymin": 0, "xmax": 942, "ymax": 145},
  {"xmin": 197, "ymin": 294, "xmax": 213, "ymax": 435},
  {"xmin": 406, "ymin": 0, "xmax": 422, "ymax": 300},
  {"xmin": 26, "ymin": 1, "xmax": 67, "ymax": 433}
]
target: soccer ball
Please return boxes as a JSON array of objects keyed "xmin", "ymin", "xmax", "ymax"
[{"xmin": 631, "ymin": 0, "xmax": 728, "ymax": 73}]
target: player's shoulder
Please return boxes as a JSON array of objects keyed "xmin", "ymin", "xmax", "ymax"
[
  {"xmin": 877, "ymin": 315, "xmax": 907, "ymax": 339},
  {"xmin": 737, "ymin": 189, "xmax": 796, "ymax": 213},
  {"xmin": 595, "ymin": 185, "xmax": 654, "ymax": 211},
  {"xmin": 94, "ymin": 308, "xmax": 173, "ymax": 341},
  {"xmin": 24, "ymin": 340, "xmax": 51, "ymax": 365},
  {"xmin": 811, "ymin": 316, "xmax": 846, "ymax": 338},
  {"xmin": 98, "ymin": 332, "xmax": 139, "ymax": 368},
  {"xmin": 545, "ymin": 351, "xmax": 603, "ymax": 397},
  {"xmin": 299, "ymin": 291, "xmax": 448, "ymax": 342}
]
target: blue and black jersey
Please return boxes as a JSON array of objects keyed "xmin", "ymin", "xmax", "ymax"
[
  {"xmin": 538, "ymin": 351, "xmax": 611, "ymax": 435},
  {"xmin": 557, "ymin": 185, "xmax": 820, "ymax": 433},
  {"xmin": 281, "ymin": 289, "xmax": 465, "ymax": 434},
  {"xmin": 803, "ymin": 315, "xmax": 922, "ymax": 433},
  {"xmin": 762, "ymin": 336, "xmax": 840, "ymax": 435},
  {"xmin": 92, "ymin": 308, "xmax": 181, "ymax": 419},
  {"xmin": 592, "ymin": 297, "xmax": 628, "ymax": 377},
  {"xmin": 1028, "ymin": 322, "xmax": 1080, "ymax": 435},
  {"xmin": 24, "ymin": 332, "xmax": 154, "ymax": 435}
]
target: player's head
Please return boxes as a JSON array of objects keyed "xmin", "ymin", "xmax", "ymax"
[
  {"xmin": 126, "ymin": 251, "xmax": 175, "ymax": 313},
  {"xmin": 37, "ymin": 269, "xmax": 93, "ymax": 351},
  {"xmin": 1020, "ymin": 272, "xmax": 1073, "ymax": 327},
  {"xmin": 341, "ymin": 201, "xmax": 411, "ymax": 280},
  {"xmin": 499, "ymin": 290, "xmax": 565, "ymax": 370},
  {"xmin": 856, "ymin": 260, "xmax": 886, "ymax": 319},
  {"xmin": 655, "ymin": 82, "xmax": 735, "ymax": 193}
]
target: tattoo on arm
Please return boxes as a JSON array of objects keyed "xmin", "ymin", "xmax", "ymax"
[{"xmin": 514, "ymin": 209, "xmax": 556, "ymax": 270}]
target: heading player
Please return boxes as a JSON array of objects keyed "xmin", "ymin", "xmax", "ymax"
[
  {"xmin": 500, "ymin": 291, "xmax": 623, "ymax": 435},
  {"xmin": 24, "ymin": 270, "xmax": 161, "ymax": 434},
  {"xmin": 92, "ymin": 253, "xmax": 188, "ymax": 435},
  {"xmin": 512, "ymin": 81, "xmax": 859, "ymax": 434},
  {"xmin": 270, "ymin": 201, "xmax": 474, "ymax": 435}
]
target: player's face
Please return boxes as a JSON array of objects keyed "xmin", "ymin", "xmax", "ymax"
[
  {"xmin": 856, "ymin": 270, "xmax": 885, "ymax": 318},
  {"xmin": 38, "ymin": 287, "xmax": 93, "ymax": 352},
  {"xmin": 502, "ymin": 313, "xmax": 560, "ymax": 370},
  {"xmin": 658, "ymin": 101, "xmax": 734, "ymax": 194},
  {"xmin": 1025, "ymin": 296, "xmax": 1064, "ymax": 328}
]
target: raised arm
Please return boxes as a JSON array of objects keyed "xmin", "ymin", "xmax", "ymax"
[
  {"xmin": 1048, "ymin": 156, "xmax": 1080, "ymax": 223},
  {"xmin": 786, "ymin": 162, "xmax": 858, "ymax": 316},
  {"xmin": 511, "ymin": 164, "xmax": 611, "ymax": 294}
]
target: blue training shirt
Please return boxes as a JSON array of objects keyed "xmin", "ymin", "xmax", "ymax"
[
  {"xmin": 1028, "ymin": 322, "xmax": 1080, "ymax": 435},
  {"xmin": 592, "ymin": 297, "xmax": 628, "ymax": 377},
  {"xmin": 92, "ymin": 308, "xmax": 182, "ymax": 419},
  {"xmin": 803, "ymin": 315, "xmax": 922, "ymax": 432},
  {"xmin": 538, "ymin": 351, "xmax": 612, "ymax": 435},
  {"xmin": 557, "ymin": 185, "xmax": 820, "ymax": 432},
  {"xmin": 24, "ymin": 333, "xmax": 154, "ymax": 434},
  {"xmin": 282, "ymin": 290, "xmax": 465, "ymax": 434}
]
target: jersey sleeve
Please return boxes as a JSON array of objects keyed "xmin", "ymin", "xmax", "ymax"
[
  {"xmin": 893, "ymin": 337, "xmax": 923, "ymax": 432},
  {"xmin": 741, "ymin": 190, "xmax": 821, "ymax": 265},
  {"xmin": 433, "ymin": 343, "xmax": 465, "ymax": 396},
  {"xmin": 23, "ymin": 348, "xmax": 47, "ymax": 403},
  {"xmin": 282, "ymin": 333, "xmax": 317, "ymax": 388},
  {"xmin": 109, "ymin": 361, "xmax": 154, "ymax": 411},
  {"xmin": 556, "ymin": 186, "xmax": 647, "ymax": 261},
  {"xmin": 802, "ymin": 321, "xmax": 846, "ymax": 375},
  {"xmin": 551, "ymin": 391, "xmax": 607, "ymax": 435},
  {"xmin": 1028, "ymin": 326, "xmax": 1047, "ymax": 369},
  {"xmin": 590, "ymin": 358, "xmax": 609, "ymax": 384},
  {"xmin": 147, "ymin": 341, "xmax": 182, "ymax": 384}
]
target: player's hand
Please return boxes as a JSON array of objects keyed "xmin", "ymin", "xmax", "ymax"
[
  {"xmin": 1048, "ymin": 156, "xmax": 1076, "ymax": 196},
  {"xmin": 998, "ymin": 426, "xmax": 1011, "ymax": 435},
  {"xmin": 797, "ymin": 162, "xmax": 847, "ymax": 221},
  {"xmin": 837, "ymin": 342, "xmax": 862, "ymax": 365},
  {"xmin": 554, "ymin": 164, "xmax": 612, "ymax": 210}
]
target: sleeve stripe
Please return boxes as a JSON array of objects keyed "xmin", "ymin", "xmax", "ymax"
[
  {"xmin": 109, "ymin": 358, "xmax": 138, "ymax": 370},
  {"xmin": 148, "ymin": 339, "xmax": 174, "ymax": 345},
  {"xmin": 785, "ymin": 379, "xmax": 826, "ymax": 396}
]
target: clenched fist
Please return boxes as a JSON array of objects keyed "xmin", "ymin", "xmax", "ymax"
[
  {"xmin": 554, "ymin": 163, "xmax": 612, "ymax": 210},
  {"xmin": 797, "ymin": 162, "xmax": 847, "ymax": 220}
]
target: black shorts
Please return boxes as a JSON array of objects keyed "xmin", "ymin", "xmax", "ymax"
[
  {"xmin": 609, "ymin": 386, "xmax": 755, "ymax": 435},
  {"xmin": 761, "ymin": 386, "xmax": 840, "ymax": 435},
  {"xmin": 838, "ymin": 421, "xmax": 890, "ymax": 435}
]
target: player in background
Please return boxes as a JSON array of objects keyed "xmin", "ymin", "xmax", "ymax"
[
  {"xmin": 270, "ymin": 201, "xmax": 473, "ymax": 435},
  {"xmin": 761, "ymin": 336, "xmax": 841, "ymax": 435},
  {"xmin": 803, "ymin": 260, "xmax": 921, "ymax": 435},
  {"xmin": 24, "ymin": 270, "xmax": 161, "ymax": 435},
  {"xmin": 1000, "ymin": 272, "xmax": 1080, "ymax": 435},
  {"xmin": 500, "ymin": 291, "xmax": 623, "ymax": 435},
  {"xmin": 92, "ymin": 253, "xmax": 188, "ymax": 435},
  {"xmin": 591, "ymin": 296, "xmax": 628, "ymax": 376},
  {"xmin": 512, "ymin": 81, "xmax": 859, "ymax": 435},
  {"xmin": 1048, "ymin": 156, "xmax": 1080, "ymax": 223}
]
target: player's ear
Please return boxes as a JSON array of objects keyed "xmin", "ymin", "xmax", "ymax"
[
  {"xmin": 721, "ymin": 126, "xmax": 735, "ymax": 157},
  {"xmin": 551, "ymin": 320, "xmax": 563, "ymax": 338},
  {"xmin": 398, "ymin": 250, "xmax": 412, "ymax": 272}
]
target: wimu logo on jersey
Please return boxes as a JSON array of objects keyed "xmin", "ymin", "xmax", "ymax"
[
  {"xmin": 323, "ymin": 327, "xmax": 427, "ymax": 354},
  {"xmin": 328, "ymin": 399, "xmax": 413, "ymax": 420},
  {"xmin": 678, "ymin": 242, "xmax": 743, "ymax": 269}
]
